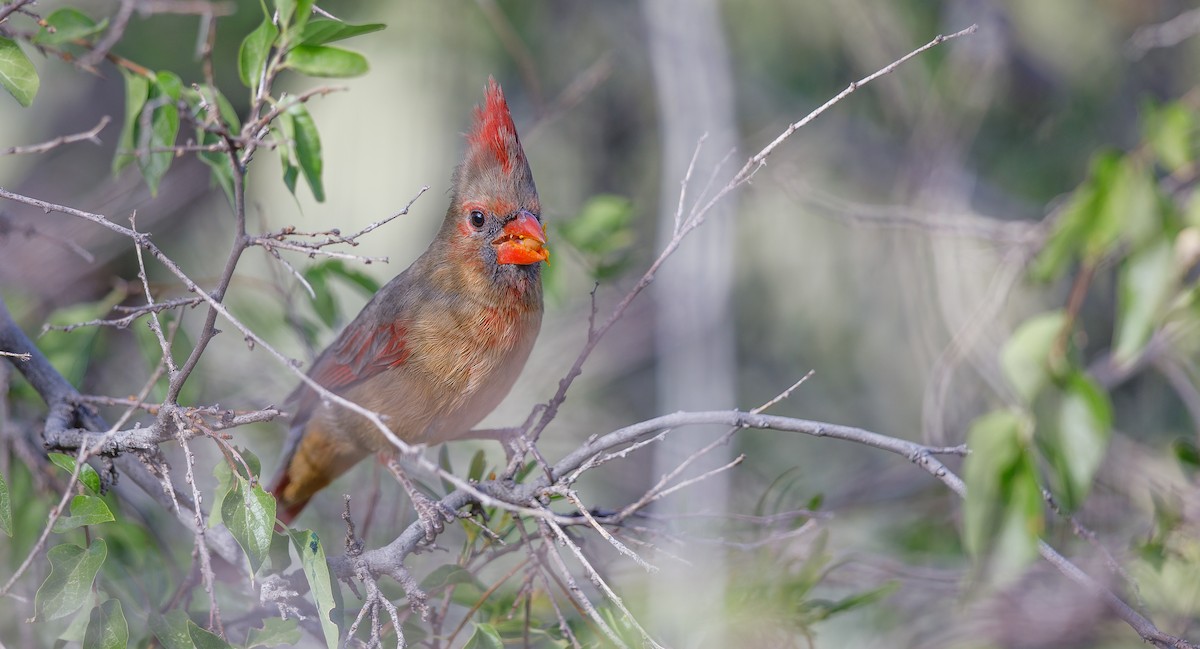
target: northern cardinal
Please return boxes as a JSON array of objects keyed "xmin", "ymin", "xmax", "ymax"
[{"xmin": 271, "ymin": 78, "xmax": 548, "ymax": 525}]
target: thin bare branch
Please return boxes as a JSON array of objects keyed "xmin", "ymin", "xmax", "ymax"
[
  {"xmin": 518, "ymin": 24, "xmax": 979, "ymax": 451},
  {"xmin": 542, "ymin": 512, "xmax": 663, "ymax": 649},
  {"xmin": 1128, "ymin": 7, "xmax": 1200, "ymax": 57},
  {"xmin": 1, "ymin": 116, "xmax": 111, "ymax": 156}
]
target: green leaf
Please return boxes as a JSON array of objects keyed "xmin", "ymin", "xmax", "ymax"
[
  {"xmin": 559, "ymin": 195, "xmax": 635, "ymax": 256},
  {"xmin": 290, "ymin": 529, "xmax": 340, "ymax": 649},
  {"xmin": 303, "ymin": 265, "xmax": 337, "ymax": 327},
  {"xmin": 0, "ymin": 36, "xmax": 38, "ymax": 107},
  {"xmin": 420, "ymin": 564, "xmax": 481, "ymax": 590},
  {"xmin": 222, "ymin": 475, "xmax": 277, "ymax": 575},
  {"xmin": 38, "ymin": 295, "xmax": 117, "ymax": 387},
  {"xmin": 1106, "ymin": 157, "xmax": 1161, "ymax": 250},
  {"xmin": 114, "ymin": 70, "xmax": 151, "ymax": 173},
  {"xmin": 209, "ymin": 458, "xmax": 234, "ymax": 529},
  {"xmin": 964, "ymin": 411, "xmax": 1022, "ymax": 557},
  {"xmin": 276, "ymin": 0, "xmax": 314, "ymax": 38},
  {"xmin": 962, "ymin": 411, "xmax": 1041, "ymax": 583},
  {"xmin": 283, "ymin": 162, "xmax": 300, "ymax": 195},
  {"xmin": 463, "ymin": 623, "xmax": 504, "ymax": 649},
  {"xmin": 48, "ymin": 452, "xmax": 103, "ymax": 494},
  {"xmin": 301, "ymin": 260, "xmax": 380, "ymax": 319},
  {"xmin": 1029, "ymin": 154, "xmax": 1122, "ymax": 281},
  {"xmin": 239, "ymin": 18, "xmax": 278, "ymax": 90},
  {"xmin": 275, "ymin": 0, "xmax": 297, "ymax": 32},
  {"xmin": 285, "ymin": 45, "xmax": 369, "ymax": 78},
  {"xmin": 1051, "ymin": 373, "xmax": 1112, "ymax": 510},
  {"xmin": 287, "ymin": 103, "xmax": 325, "ymax": 201},
  {"xmin": 1147, "ymin": 102, "xmax": 1194, "ymax": 173},
  {"xmin": 1029, "ymin": 184, "xmax": 1096, "ymax": 281},
  {"xmin": 468, "ymin": 449, "xmax": 487, "ymax": 482},
  {"xmin": 989, "ymin": 458, "xmax": 1043, "ymax": 583},
  {"xmin": 192, "ymin": 85, "xmax": 240, "ymax": 208},
  {"xmin": 84, "ymin": 599, "xmax": 128, "ymax": 649},
  {"xmin": 274, "ymin": 110, "xmax": 300, "ymax": 196},
  {"xmin": 198, "ymin": 128, "xmax": 236, "ymax": 207},
  {"xmin": 59, "ymin": 591, "xmax": 99, "ymax": 643},
  {"xmin": 1000, "ymin": 310, "xmax": 1067, "ymax": 403},
  {"xmin": 247, "ymin": 617, "xmax": 301, "ymax": 647},
  {"xmin": 558, "ymin": 195, "xmax": 636, "ymax": 281},
  {"xmin": 300, "ymin": 20, "xmax": 386, "ymax": 46},
  {"xmin": 33, "ymin": 9, "xmax": 109, "ymax": 46},
  {"xmin": 318, "ymin": 259, "xmax": 381, "ymax": 295},
  {"xmin": 138, "ymin": 72, "xmax": 183, "ymax": 195},
  {"xmin": 35, "ymin": 540, "xmax": 107, "ymax": 621},
  {"xmin": 150, "ymin": 610, "xmax": 195, "ymax": 649},
  {"xmin": 1114, "ymin": 236, "xmax": 1175, "ymax": 365},
  {"xmin": 1081, "ymin": 153, "xmax": 1126, "ymax": 260},
  {"xmin": 189, "ymin": 620, "xmax": 233, "ymax": 649},
  {"xmin": 52, "ymin": 494, "xmax": 116, "ymax": 532},
  {"xmin": 232, "ymin": 447, "xmax": 263, "ymax": 480},
  {"xmin": 0, "ymin": 472, "xmax": 11, "ymax": 536},
  {"xmin": 1172, "ymin": 437, "xmax": 1200, "ymax": 474},
  {"xmin": 209, "ymin": 84, "xmax": 242, "ymax": 131}
]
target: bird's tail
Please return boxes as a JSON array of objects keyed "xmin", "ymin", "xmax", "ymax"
[
  {"xmin": 269, "ymin": 471, "xmax": 312, "ymax": 527},
  {"xmin": 269, "ymin": 422, "xmax": 310, "ymax": 527},
  {"xmin": 269, "ymin": 420, "xmax": 368, "ymax": 527}
]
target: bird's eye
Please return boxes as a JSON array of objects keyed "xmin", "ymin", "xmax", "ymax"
[{"xmin": 469, "ymin": 210, "xmax": 486, "ymax": 229}]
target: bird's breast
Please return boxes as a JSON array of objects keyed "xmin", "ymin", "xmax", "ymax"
[{"xmin": 402, "ymin": 300, "xmax": 541, "ymax": 442}]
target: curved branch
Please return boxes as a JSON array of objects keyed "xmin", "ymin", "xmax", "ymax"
[{"xmin": 338, "ymin": 409, "xmax": 1196, "ymax": 649}]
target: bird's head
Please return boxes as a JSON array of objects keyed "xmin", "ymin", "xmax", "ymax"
[{"xmin": 437, "ymin": 78, "xmax": 547, "ymax": 291}]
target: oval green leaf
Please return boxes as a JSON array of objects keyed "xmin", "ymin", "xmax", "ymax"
[
  {"xmin": 35, "ymin": 540, "xmax": 107, "ymax": 621},
  {"xmin": 1052, "ymin": 373, "xmax": 1113, "ymax": 509},
  {"xmin": 239, "ymin": 18, "xmax": 278, "ymax": 90},
  {"xmin": 113, "ymin": 69, "xmax": 151, "ymax": 173},
  {"xmin": 1114, "ymin": 236, "xmax": 1175, "ymax": 365},
  {"xmin": 189, "ymin": 619, "xmax": 234, "ymax": 649},
  {"xmin": 137, "ymin": 72, "xmax": 183, "ymax": 195},
  {"xmin": 287, "ymin": 103, "xmax": 325, "ymax": 202},
  {"xmin": 222, "ymin": 475, "xmax": 277, "ymax": 575},
  {"xmin": 290, "ymin": 529, "xmax": 340, "ymax": 649},
  {"xmin": 962, "ymin": 409, "xmax": 1042, "ymax": 584},
  {"xmin": 999, "ymin": 310, "xmax": 1067, "ymax": 403},
  {"xmin": 52, "ymin": 494, "xmax": 116, "ymax": 533},
  {"xmin": 300, "ymin": 20, "xmax": 386, "ymax": 46},
  {"xmin": 47, "ymin": 452, "xmax": 103, "ymax": 494},
  {"xmin": 33, "ymin": 8, "xmax": 109, "ymax": 46},
  {"xmin": 149, "ymin": 610, "xmax": 194, "ymax": 649},
  {"xmin": 84, "ymin": 599, "xmax": 128, "ymax": 649},
  {"xmin": 247, "ymin": 617, "xmax": 301, "ymax": 647},
  {"xmin": 1147, "ymin": 101, "xmax": 1194, "ymax": 173},
  {"xmin": 0, "ymin": 36, "xmax": 39, "ymax": 107},
  {"xmin": 285, "ymin": 45, "xmax": 368, "ymax": 78},
  {"xmin": 463, "ymin": 623, "xmax": 504, "ymax": 649}
]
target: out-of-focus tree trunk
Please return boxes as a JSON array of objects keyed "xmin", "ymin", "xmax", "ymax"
[{"xmin": 643, "ymin": 0, "xmax": 738, "ymax": 643}]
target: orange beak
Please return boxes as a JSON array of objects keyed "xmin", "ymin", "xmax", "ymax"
[{"xmin": 494, "ymin": 211, "xmax": 549, "ymax": 265}]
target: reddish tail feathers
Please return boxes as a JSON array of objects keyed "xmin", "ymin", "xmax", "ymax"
[{"xmin": 269, "ymin": 471, "xmax": 310, "ymax": 527}]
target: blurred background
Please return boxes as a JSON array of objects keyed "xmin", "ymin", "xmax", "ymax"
[{"xmin": 3, "ymin": 0, "xmax": 1200, "ymax": 647}]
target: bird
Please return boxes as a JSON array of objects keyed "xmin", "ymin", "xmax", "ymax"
[{"xmin": 270, "ymin": 78, "xmax": 548, "ymax": 526}]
